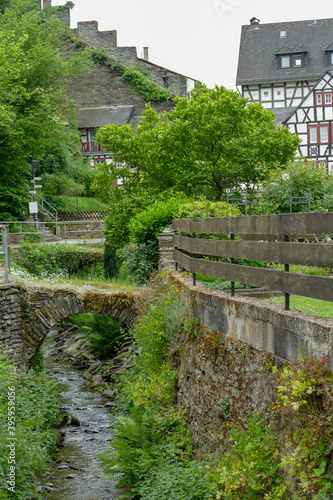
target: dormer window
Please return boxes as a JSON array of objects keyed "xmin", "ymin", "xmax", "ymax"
[
  {"xmin": 280, "ymin": 31, "xmax": 286, "ymax": 38},
  {"xmin": 278, "ymin": 54, "xmax": 304, "ymax": 68},
  {"xmin": 276, "ymin": 44, "xmax": 307, "ymax": 69}
]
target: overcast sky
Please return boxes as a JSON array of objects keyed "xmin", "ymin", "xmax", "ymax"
[{"xmin": 52, "ymin": 0, "xmax": 333, "ymax": 90}]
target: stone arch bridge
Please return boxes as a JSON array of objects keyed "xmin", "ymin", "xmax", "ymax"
[{"xmin": 0, "ymin": 283, "xmax": 137, "ymax": 368}]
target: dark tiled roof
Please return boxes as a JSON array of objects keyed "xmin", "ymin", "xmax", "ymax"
[
  {"xmin": 78, "ymin": 106, "xmax": 134, "ymax": 128},
  {"xmin": 271, "ymin": 107, "xmax": 297, "ymax": 125},
  {"xmin": 237, "ymin": 18, "xmax": 333, "ymax": 85}
]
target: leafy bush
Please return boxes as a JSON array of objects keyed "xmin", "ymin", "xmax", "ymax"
[
  {"xmin": 259, "ymin": 159, "xmax": 333, "ymax": 214},
  {"xmin": 136, "ymin": 459, "xmax": 211, "ymax": 500},
  {"xmin": 129, "ymin": 196, "xmax": 191, "ymax": 244},
  {"xmin": 119, "ymin": 241, "xmax": 159, "ymax": 285},
  {"xmin": 123, "ymin": 66, "xmax": 172, "ymax": 103},
  {"xmin": 206, "ymin": 416, "xmax": 283, "ymax": 499},
  {"xmin": 67, "ymin": 313, "xmax": 128, "ymax": 358},
  {"xmin": 17, "ymin": 242, "xmax": 103, "ymax": 276},
  {"xmin": 0, "ymin": 357, "xmax": 62, "ymax": 499},
  {"xmin": 176, "ymin": 199, "xmax": 240, "ymax": 221},
  {"xmin": 43, "ymin": 173, "xmax": 85, "ymax": 197},
  {"xmin": 104, "ymin": 243, "xmax": 119, "ymax": 279},
  {"xmin": 99, "ymin": 405, "xmax": 193, "ymax": 490}
]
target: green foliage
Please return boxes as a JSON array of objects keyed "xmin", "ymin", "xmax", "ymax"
[
  {"xmin": 272, "ymin": 356, "xmax": 333, "ymax": 497},
  {"xmin": 96, "ymin": 86, "xmax": 299, "ymax": 201},
  {"xmin": 0, "ymin": 357, "xmax": 62, "ymax": 499},
  {"xmin": 117, "ymin": 275, "xmax": 187, "ymax": 409},
  {"xmin": 91, "ymin": 46, "xmax": 109, "ymax": 65},
  {"xmin": 67, "ymin": 313, "xmax": 128, "ymax": 358},
  {"xmin": 259, "ymin": 159, "xmax": 333, "ymax": 214},
  {"xmin": 136, "ymin": 459, "xmax": 211, "ymax": 500},
  {"xmin": 104, "ymin": 243, "xmax": 119, "ymax": 279},
  {"xmin": 101, "ymin": 188, "xmax": 156, "ymax": 250},
  {"xmin": 47, "ymin": 195, "xmax": 108, "ymax": 211},
  {"xmin": 99, "ymin": 405, "xmax": 193, "ymax": 490},
  {"xmin": 129, "ymin": 196, "xmax": 191, "ymax": 244},
  {"xmin": 43, "ymin": 173, "xmax": 85, "ymax": 196},
  {"xmin": 0, "ymin": 8, "xmax": 91, "ymax": 219},
  {"xmin": 175, "ymin": 199, "xmax": 241, "ymax": 221},
  {"xmin": 123, "ymin": 66, "xmax": 172, "ymax": 103},
  {"xmin": 119, "ymin": 241, "xmax": 159, "ymax": 285},
  {"xmin": 17, "ymin": 242, "xmax": 103, "ymax": 276},
  {"xmin": 207, "ymin": 416, "xmax": 283, "ymax": 499}
]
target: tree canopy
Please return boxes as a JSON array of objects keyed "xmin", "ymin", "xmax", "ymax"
[
  {"xmin": 0, "ymin": 7, "xmax": 90, "ymax": 219},
  {"xmin": 95, "ymin": 85, "xmax": 300, "ymax": 201}
]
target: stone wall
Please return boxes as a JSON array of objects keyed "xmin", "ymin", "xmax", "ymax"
[
  {"xmin": 172, "ymin": 272, "xmax": 333, "ymax": 369},
  {"xmin": 69, "ymin": 63, "xmax": 175, "ymax": 120},
  {"xmin": 0, "ymin": 286, "xmax": 26, "ymax": 363},
  {"xmin": 177, "ymin": 331, "xmax": 279, "ymax": 455}
]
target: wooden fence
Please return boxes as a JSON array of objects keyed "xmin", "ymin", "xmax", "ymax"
[{"xmin": 172, "ymin": 212, "xmax": 333, "ymax": 308}]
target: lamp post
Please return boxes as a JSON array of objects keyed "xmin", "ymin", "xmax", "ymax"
[{"xmin": 30, "ymin": 157, "xmax": 39, "ymax": 230}]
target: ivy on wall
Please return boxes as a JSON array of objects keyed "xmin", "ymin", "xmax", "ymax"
[{"xmin": 122, "ymin": 66, "xmax": 172, "ymax": 104}]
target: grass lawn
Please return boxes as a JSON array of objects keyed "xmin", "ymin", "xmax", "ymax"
[{"xmin": 267, "ymin": 295, "xmax": 333, "ymax": 319}]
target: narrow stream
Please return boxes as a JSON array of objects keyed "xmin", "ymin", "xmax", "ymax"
[{"xmin": 42, "ymin": 329, "xmax": 121, "ymax": 500}]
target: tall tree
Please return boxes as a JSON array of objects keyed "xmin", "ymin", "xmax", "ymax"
[
  {"xmin": 0, "ymin": 7, "xmax": 90, "ymax": 219},
  {"xmin": 95, "ymin": 86, "xmax": 300, "ymax": 201}
]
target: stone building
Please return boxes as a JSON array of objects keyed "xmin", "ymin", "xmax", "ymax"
[
  {"xmin": 43, "ymin": 2, "xmax": 196, "ymax": 169},
  {"xmin": 70, "ymin": 20, "xmax": 196, "ymax": 167},
  {"xmin": 237, "ymin": 17, "xmax": 333, "ymax": 173}
]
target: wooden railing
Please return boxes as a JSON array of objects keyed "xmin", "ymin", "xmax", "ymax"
[
  {"xmin": 81, "ymin": 141, "xmax": 106, "ymax": 153},
  {"xmin": 172, "ymin": 212, "xmax": 333, "ymax": 308}
]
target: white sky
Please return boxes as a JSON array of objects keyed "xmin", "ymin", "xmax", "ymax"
[{"xmin": 52, "ymin": 0, "xmax": 333, "ymax": 89}]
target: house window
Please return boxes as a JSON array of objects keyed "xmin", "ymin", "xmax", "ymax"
[
  {"xmin": 280, "ymin": 31, "xmax": 286, "ymax": 38},
  {"xmin": 293, "ymin": 55, "xmax": 302, "ymax": 67},
  {"xmin": 281, "ymin": 56, "xmax": 290, "ymax": 68},
  {"xmin": 320, "ymin": 125, "xmax": 328, "ymax": 143},
  {"xmin": 308, "ymin": 124, "xmax": 330, "ymax": 144},
  {"xmin": 315, "ymin": 91, "xmax": 333, "ymax": 106},
  {"xmin": 94, "ymin": 158, "xmax": 106, "ymax": 165},
  {"xmin": 309, "ymin": 126, "xmax": 317, "ymax": 144},
  {"xmin": 278, "ymin": 54, "xmax": 304, "ymax": 69},
  {"xmin": 327, "ymin": 52, "xmax": 333, "ymax": 65},
  {"xmin": 325, "ymin": 93, "xmax": 332, "ymax": 105}
]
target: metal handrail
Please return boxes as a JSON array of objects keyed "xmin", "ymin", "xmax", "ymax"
[
  {"xmin": 30, "ymin": 193, "xmax": 58, "ymax": 234},
  {"xmin": 0, "ymin": 225, "xmax": 10, "ymax": 283}
]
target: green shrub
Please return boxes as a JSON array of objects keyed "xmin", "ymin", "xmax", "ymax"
[
  {"xmin": 129, "ymin": 196, "xmax": 191, "ymax": 244},
  {"xmin": 0, "ymin": 357, "xmax": 62, "ymax": 499},
  {"xmin": 136, "ymin": 459, "xmax": 211, "ymax": 500},
  {"xmin": 206, "ymin": 416, "xmax": 283, "ymax": 499},
  {"xmin": 43, "ymin": 173, "xmax": 85, "ymax": 197},
  {"xmin": 99, "ymin": 405, "xmax": 193, "ymax": 490},
  {"xmin": 259, "ymin": 159, "xmax": 333, "ymax": 214},
  {"xmin": 67, "ymin": 313, "xmax": 128, "ymax": 358},
  {"xmin": 119, "ymin": 241, "xmax": 159, "ymax": 285},
  {"xmin": 17, "ymin": 242, "xmax": 104, "ymax": 276},
  {"xmin": 176, "ymin": 199, "xmax": 240, "ymax": 221},
  {"xmin": 104, "ymin": 243, "xmax": 119, "ymax": 279},
  {"xmin": 91, "ymin": 47, "xmax": 109, "ymax": 65}
]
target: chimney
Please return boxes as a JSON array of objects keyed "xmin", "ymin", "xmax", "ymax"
[
  {"xmin": 250, "ymin": 17, "xmax": 260, "ymax": 25},
  {"xmin": 143, "ymin": 47, "xmax": 149, "ymax": 60}
]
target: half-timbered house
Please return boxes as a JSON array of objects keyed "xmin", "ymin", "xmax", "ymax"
[
  {"xmin": 283, "ymin": 71, "xmax": 333, "ymax": 173},
  {"xmin": 236, "ymin": 17, "xmax": 333, "ymax": 172}
]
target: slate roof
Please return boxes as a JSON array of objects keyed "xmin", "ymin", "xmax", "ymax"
[
  {"xmin": 236, "ymin": 18, "xmax": 333, "ymax": 85},
  {"xmin": 77, "ymin": 106, "xmax": 134, "ymax": 128}
]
